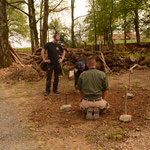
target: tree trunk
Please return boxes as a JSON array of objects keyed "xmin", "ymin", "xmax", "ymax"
[
  {"xmin": 40, "ymin": 0, "xmax": 44, "ymax": 46},
  {"xmin": 92, "ymin": 0, "xmax": 97, "ymax": 51},
  {"xmin": 41, "ymin": 0, "xmax": 49, "ymax": 46},
  {"xmin": 71, "ymin": 0, "xmax": 75, "ymax": 48},
  {"xmin": 28, "ymin": 0, "xmax": 39, "ymax": 53},
  {"xmin": 28, "ymin": 2, "xmax": 35, "ymax": 53},
  {"xmin": 31, "ymin": 0, "xmax": 39, "ymax": 49},
  {"xmin": 109, "ymin": 0, "xmax": 114, "ymax": 45},
  {"xmin": 134, "ymin": 9, "xmax": 140, "ymax": 45},
  {"xmin": 0, "ymin": 0, "xmax": 12, "ymax": 68},
  {"xmin": 124, "ymin": 13, "xmax": 127, "ymax": 45}
]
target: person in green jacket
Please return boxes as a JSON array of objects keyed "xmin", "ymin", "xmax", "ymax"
[{"xmin": 77, "ymin": 56, "xmax": 110, "ymax": 119}]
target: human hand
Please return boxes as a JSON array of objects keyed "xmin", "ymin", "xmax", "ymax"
[
  {"xmin": 59, "ymin": 58, "xmax": 63, "ymax": 63},
  {"xmin": 44, "ymin": 59, "xmax": 51, "ymax": 63}
]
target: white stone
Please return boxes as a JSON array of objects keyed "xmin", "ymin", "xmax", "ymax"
[
  {"xmin": 69, "ymin": 70, "xmax": 74, "ymax": 78},
  {"xmin": 127, "ymin": 93, "xmax": 134, "ymax": 99},
  {"xmin": 60, "ymin": 104, "xmax": 71, "ymax": 112},
  {"xmin": 119, "ymin": 114, "xmax": 132, "ymax": 122}
]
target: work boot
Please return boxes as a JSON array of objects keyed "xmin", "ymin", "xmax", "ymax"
[
  {"xmin": 93, "ymin": 107, "xmax": 100, "ymax": 120},
  {"xmin": 86, "ymin": 107, "xmax": 94, "ymax": 120},
  {"xmin": 44, "ymin": 91, "xmax": 50, "ymax": 96},
  {"xmin": 53, "ymin": 91, "xmax": 60, "ymax": 94}
]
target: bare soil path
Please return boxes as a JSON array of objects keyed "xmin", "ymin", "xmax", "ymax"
[
  {"xmin": 0, "ymin": 90, "xmax": 39, "ymax": 150},
  {"xmin": 0, "ymin": 69, "xmax": 150, "ymax": 150}
]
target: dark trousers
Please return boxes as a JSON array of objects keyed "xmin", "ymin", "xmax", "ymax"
[
  {"xmin": 74, "ymin": 70, "xmax": 82, "ymax": 89},
  {"xmin": 46, "ymin": 64, "xmax": 60, "ymax": 93}
]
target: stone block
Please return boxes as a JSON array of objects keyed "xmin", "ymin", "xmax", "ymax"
[
  {"xmin": 127, "ymin": 93, "xmax": 134, "ymax": 99},
  {"xmin": 60, "ymin": 104, "xmax": 71, "ymax": 112},
  {"xmin": 120, "ymin": 114, "xmax": 132, "ymax": 122}
]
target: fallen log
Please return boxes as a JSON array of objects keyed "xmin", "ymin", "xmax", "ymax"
[
  {"xmin": 8, "ymin": 42, "xmax": 24, "ymax": 66},
  {"xmin": 9, "ymin": 50, "xmax": 24, "ymax": 67},
  {"xmin": 98, "ymin": 44, "xmax": 112, "ymax": 73}
]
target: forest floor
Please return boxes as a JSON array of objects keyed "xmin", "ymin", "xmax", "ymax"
[{"xmin": 0, "ymin": 68, "xmax": 150, "ymax": 150}]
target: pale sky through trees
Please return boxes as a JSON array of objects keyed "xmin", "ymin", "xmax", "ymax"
[{"xmin": 13, "ymin": 0, "xmax": 88, "ymax": 48}]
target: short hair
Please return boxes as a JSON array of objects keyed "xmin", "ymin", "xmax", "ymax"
[
  {"xmin": 87, "ymin": 56, "xmax": 96, "ymax": 67},
  {"xmin": 53, "ymin": 34, "xmax": 59, "ymax": 39}
]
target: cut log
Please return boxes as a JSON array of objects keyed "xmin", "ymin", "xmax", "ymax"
[
  {"xmin": 8, "ymin": 42, "xmax": 24, "ymax": 65},
  {"xmin": 9, "ymin": 50, "xmax": 24, "ymax": 67}
]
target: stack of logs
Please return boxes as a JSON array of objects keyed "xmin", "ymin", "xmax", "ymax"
[{"xmin": 16, "ymin": 47, "xmax": 150, "ymax": 76}]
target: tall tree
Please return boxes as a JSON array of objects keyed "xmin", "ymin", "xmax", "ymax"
[
  {"xmin": 0, "ymin": 0, "xmax": 12, "ymax": 68},
  {"xmin": 109, "ymin": 0, "xmax": 114, "ymax": 45},
  {"xmin": 28, "ymin": 0, "xmax": 39, "ymax": 53},
  {"xmin": 7, "ymin": 0, "xmax": 29, "ymax": 43},
  {"xmin": 6, "ymin": 0, "xmax": 39, "ymax": 52},
  {"xmin": 49, "ymin": 17, "xmax": 70, "ymax": 44},
  {"xmin": 71, "ymin": 0, "xmax": 75, "ymax": 48},
  {"xmin": 40, "ymin": 0, "xmax": 67, "ymax": 46},
  {"xmin": 40, "ymin": 0, "xmax": 44, "ymax": 45},
  {"xmin": 134, "ymin": 7, "xmax": 140, "ymax": 45},
  {"xmin": 40, "ymin": 0, "xmax": 48, "ymax": 46}
]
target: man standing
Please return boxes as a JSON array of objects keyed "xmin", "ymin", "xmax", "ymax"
[
  {"xmin": 77, "ymin": 56, "xmax": 110, "ymax": 119},
  {"xmin": 41, "ymin": 34, "xmax": 66, "ymax": 96}
]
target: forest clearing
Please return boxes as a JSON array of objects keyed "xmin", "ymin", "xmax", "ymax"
[
  {"xmin": 1, "ymin": 0, "xmax": 150, "ymax": 149},
  {"xmin": 0, "ymin": 63, "xmax": 150, "ymax": 149}
]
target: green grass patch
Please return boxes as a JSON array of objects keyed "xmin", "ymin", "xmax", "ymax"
[
  {"xmin": 25, "ymin": 80, "xmax": 34, "ymax": 86},
  {"xmin": 146, "ymin": 53, "xmax": 150, "ymax": 58},
  {"xmin": 11, "ymin": 81, "xmax": 17, "ymax": 85},
  {"xmin": 14, "ymin": 47, "xmax": 31, "ymax": 51},
  {"xmin": 105, "ymin": 128, "xmax": 127, "ymax": 141},
  {"xmin": 126, "ymin": 53, "xmax": 141, "ymax": 59},
  {"xmin": 5, "ymin": 81, "xmax": 17, "ymax": 88},
  {"xmin": 144, "ymin": 117, "xmax": 150, "ymax": 120}
]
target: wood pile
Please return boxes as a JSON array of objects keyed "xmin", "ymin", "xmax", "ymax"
[
  {"xmin": 14, "ymin": 46, "xmax": 150, "ymax": 77},
  {"xmin": 9, "ymin": 44, "xmax": 45, "ymax": 80}
]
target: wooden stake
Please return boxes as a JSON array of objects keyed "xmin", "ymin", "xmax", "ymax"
[
  {"xmin": 65, "ymin": 93, "xmax": 68, "ymax": 104},
  {"xmin": 129, "ymin": 71, "xmax": 131, "ymax": 91},
  {"xmin": 98, "ymin": 41, "xmax": 112, "ymax": 73},
  {"xmin": 128, "ymin": 64, "xmax": 139, "ymax": 91},
  {"xmin": 60, "ymin": 63, "xmax": 65, "ymax": 77},
  {"xmin": 9, "ymin": 50, "xmax": 24, "ymax": 67},
  {"xmin": 125, "ymin": 86, "xmax": 128, "ymax": 114},
  {"xmin": 9, "ymin": 43, "xmax": 24, "ymax": 64}
]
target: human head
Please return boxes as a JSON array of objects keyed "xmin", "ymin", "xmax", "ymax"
[
  {"xmin": 86, "ymin": 56, "xmax": 97, "ymax": 69},
  {"xmin": 78, "ymin": 62, "xmax": 85, "ymax": 71},
  {"xmin": 53, "ymin": 34, "xmax": 60, "ymax": 42}
]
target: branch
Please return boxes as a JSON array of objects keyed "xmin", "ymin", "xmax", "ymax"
[
  {"xmin": 74, "ymin": 14, "xmax": 88, "ymax": 21},
  {"xmin": 49, "ymin": 0, "xmax": 64, "ymax": 12},
  {"xmin": 5, "ymin": 0, "xmax": 31, "ymax": 17},
  {"xmin": 8, "ymin": 0, "xmax": 28, "ymax": 5},
  {"xmin": 51, "ymin": 7, "xmax": 69, "ymax": 12},
  {"xmin": 36, "ymin": 0, "xmax": 67, "ymax": 23}
]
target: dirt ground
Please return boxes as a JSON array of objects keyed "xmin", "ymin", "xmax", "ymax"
[{"xmin": 0, "ymin": 68, "xmax": 150, "ymax": 150}]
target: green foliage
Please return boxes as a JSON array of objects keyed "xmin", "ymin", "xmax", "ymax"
[
  {"xmin": 85, "ymin": 0, "xmax": 118, "ymax": 44},
  {"xmin": 7, "ymin": 0, "xmax": 29, "ymax": 43},
  {"xmin": 85, "ymin": 0, "xmax": 149, "ymax": 44},
  {"xmin": 106, "ymin": 128, "xmax": 126, "ymax": 141},
  {"xmin": 146, "ymin": 53, "xmax": 150, "ymax": 58},
  {"xmin": 14, "ymin": 47, "xmax": 31, "ymax": 51},
  {"xmin": 48, "ymin": 17, "xmax": 70, "ymax": 45}
]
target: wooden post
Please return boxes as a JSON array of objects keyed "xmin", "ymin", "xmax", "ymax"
[
  {"xmin": 125, "ymin": 86, "xmax": 128, "ymax": 114},
  {"xmin": 65, "ymin": 93, "xmax": 68, "ymax": 104},
  {"xmin": 129, "ymin": 64, "xmax": 139, "ymax": 90},
  {"xmin": 60, "ymin": 63, "xmax": 65, "ymax": 77},
  {"xmin": 129, "ymin": 71, "xmax": 131, "ymax": 91}
]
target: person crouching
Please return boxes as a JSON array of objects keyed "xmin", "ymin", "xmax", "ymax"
[{"xmin": 77, "ymin": 56, "xmax": 110, "ymax": 120}]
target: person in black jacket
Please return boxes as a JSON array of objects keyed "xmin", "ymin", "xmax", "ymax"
[
  {"xmin": 41, "ymin": 34, "xmax": 66, "ymax": 96},
  {"xmin": 74, "ymin": 58, "xmax": 88, "ymax": 89}
]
